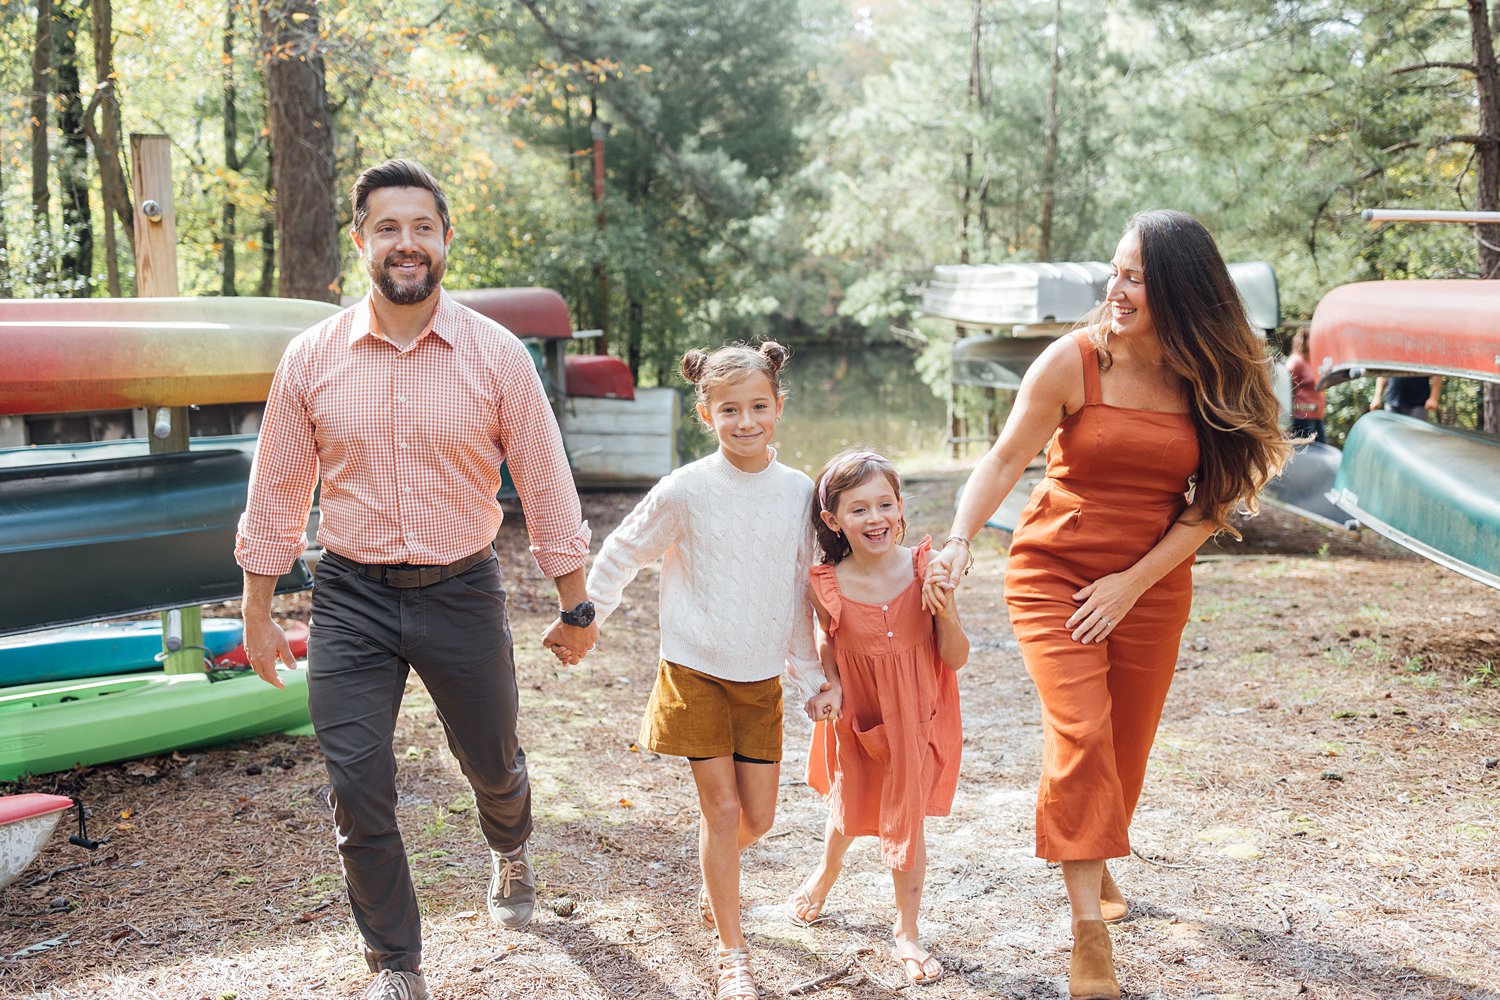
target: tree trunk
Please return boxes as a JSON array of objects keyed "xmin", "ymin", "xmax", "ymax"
[
  {"xmin": 1466, "ymin": 0, "xmax": 1500, "ymax": 430},
  {"xmin": 222, "ymin": 0, "xmax": 239, "ymax": 296},
  {"xmin": 86, "ymin": 0, "xmax": 134, "ymax": 296},
  {"xmin": 258, "ymin": 146, "xmax": 276, "ymax": 296},
  {"xmin": 0, "ymin": 154, "xmax": 9, "ymax": 297},
  {"xmin": 1039, "ymin": 0, "xmax": 1062, "ymax": 261},
  {"xmin": 54, "ymin": 0, "xmax": 93, "ymax": 294},
  {"xmin": 260, "ymin": 0, "xmax": 339, "ymax": 302},
  {"xmin": 31, "ymin": 0, "xmax": 52, "ymax": 222},
  {"xmin": 958, "ymin": 0, "xmax": 983, "ymax": 264}
]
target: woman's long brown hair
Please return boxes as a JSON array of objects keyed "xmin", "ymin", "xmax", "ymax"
[{"xmin": 1087, "ymin": 209, "xmax": 1291, "ymax": 537}]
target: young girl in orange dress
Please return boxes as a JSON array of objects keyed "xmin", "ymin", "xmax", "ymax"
[
  {"xmin": 788, "ymin": 449, "xmax": 968, "ymax": 986},
  {"xmin": 927, "ymin": 210, "xmax": 1290, "ymax": 999}
]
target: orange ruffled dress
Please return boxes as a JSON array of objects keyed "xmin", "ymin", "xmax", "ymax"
[{"xmin": 805, "ymin": 539, "xmax": 963, "ymax": 871}]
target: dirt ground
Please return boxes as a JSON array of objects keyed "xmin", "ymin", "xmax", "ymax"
[{"xmin": 3, "ymin": 473, "xmax": 1499, "ymax": 1000}]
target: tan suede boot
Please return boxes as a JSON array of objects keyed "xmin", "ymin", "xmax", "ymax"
[
  {"xmin": 1100, "ymin": 866, "xmax": 1129, "ymax": 923},
  {"xmin": 1069, "ymin": 918, "xmax": 1120, "ymax": 1000}
]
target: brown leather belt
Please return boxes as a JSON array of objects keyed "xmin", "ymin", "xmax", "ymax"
[{"xmin": 339, "ymin": 548, "xmax": 492, "ymax": 589}]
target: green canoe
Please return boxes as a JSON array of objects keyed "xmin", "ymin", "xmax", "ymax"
[
  {"xmin": 1332, "ymin": 411, "xmax": 1500, "ymax": 589},
  {"xmin": 0, "ymin": 667, "xmax": 311, "ymax": 781}
]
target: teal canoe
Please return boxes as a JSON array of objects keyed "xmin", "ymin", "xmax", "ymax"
[
  {"xmin": 0, "ymin": 619, "xmax": 244, "ymax": 687},
  {"xmin": 0, "ymin": 449, "xmax": 310, "ymax": 637},
  {"xmin": 1332, "ymin": 411, "xmax": 1500, "ymax": 589},
  {"xmin": 0, "ymin": 667, "xmax": 311, "ymax": 781}
]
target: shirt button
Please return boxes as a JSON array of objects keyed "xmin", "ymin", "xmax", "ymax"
[
  {"xmin": 397, "ymin": 394, "xmax": 407, "ymax": 403},
  {"xmin": 882, "ymin": 604, "xmax": 889, "ymax": 611},
  {"xmin": 403, "ymin": 486, "xmax": 413, "ymax": 495},
  {"xmin": 399, "ymin": 441, "xmax": 409, "ymax": 448},
  {"xmin": 887, "ymin": 631, "xmax": 894, "ymax": 638}
]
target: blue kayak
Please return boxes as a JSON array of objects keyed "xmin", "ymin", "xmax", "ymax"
[{"xmin": 0, "ymin": 618, "xmax": 244, "ymax": 687}]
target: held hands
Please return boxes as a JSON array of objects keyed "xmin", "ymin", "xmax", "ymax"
[
  {"xmin": 921, "ymin": 542, "xmax": 967, "ymax": 615},
  {"xmin": 1067, "ymin": 571, "xmax": 1145, "ymax": 644},
  {"xmin": 542, "ymin": 618, "xmax": 598, "ymax": 665},
  {"xmin": 243, "ymin": 615, "xmax": 299, "ymax": 689},
  {"xmin": 804, "ymin": 679, "xmax": 842, "ymax": 722}
]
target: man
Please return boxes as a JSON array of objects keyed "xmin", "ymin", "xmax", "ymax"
[
  {"xmin": 235, "ymin": 159, "xmax": 598, "ymax": 1000},
  {"xmin": 1371, "ymin": 374, "xmax": 1444, "ymax": 421}
]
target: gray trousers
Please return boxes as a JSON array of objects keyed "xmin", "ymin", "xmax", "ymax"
[{"xmin": 308, "ymin": 551, "xmax": 531, "ymax": 973}]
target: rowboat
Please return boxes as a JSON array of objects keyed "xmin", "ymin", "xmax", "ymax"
[
  {"xmin": 0, "ymin": 793, "xmax": 75, "ymax": 890},
  {"xmin": 0, "ymin": 449, "xmax": 310, "ymax": 637},
  {"xmin": 1310, "ymin": 280, "xmax": 1500, "ymax": 388},
  {"xmin": 0, "ymin": 618, "xmax": 244, "ymax": 687},
  {"xmin": 0, "ymin": 668, "xmax": 311, "ymax": 782},
  {"xmin": 1332, "ymin": 411, "xmax": 1500, "ymax": 589}
]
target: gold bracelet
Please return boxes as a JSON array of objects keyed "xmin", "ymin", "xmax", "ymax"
[{"xmin": 943, "ymin": 534, "xmax": 974, "ymax": 576}]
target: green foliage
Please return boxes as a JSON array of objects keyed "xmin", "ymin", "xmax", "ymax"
[{"xmin": 0, "ymin": 0, "xmax": 1494, "ymax": 408}]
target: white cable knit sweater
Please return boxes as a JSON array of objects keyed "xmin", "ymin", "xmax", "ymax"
[{"xmin": 586, "ymin": 450, "xmax": 825, "ymax": 701}]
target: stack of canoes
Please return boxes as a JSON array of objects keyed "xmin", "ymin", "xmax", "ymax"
[
  {"xmin": 0, "ymin": 296, "xmax": 327, "ymax": 782},
  {"xmin": 1311, "ymin": 280, "xmax": 1500, "ymax": 589}
]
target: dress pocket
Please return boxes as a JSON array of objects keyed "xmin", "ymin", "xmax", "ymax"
[{"xmin": 852, "ymin": 719, "xmax": 891, "ymax": 764}]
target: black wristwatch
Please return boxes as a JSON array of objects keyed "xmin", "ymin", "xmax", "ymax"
[{"xmin": 559, "ymin": 600, "xmax": 596, "ymax": 628}]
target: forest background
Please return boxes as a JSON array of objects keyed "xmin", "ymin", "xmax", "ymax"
[{"xmin": 4, "ymin": 0, "xmax": 1500, "ymax": 443}]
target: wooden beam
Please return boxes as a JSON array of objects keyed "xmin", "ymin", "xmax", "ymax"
[{"xmin": 130, "ymin": 133, "xmax": 202, "ymax": 674}]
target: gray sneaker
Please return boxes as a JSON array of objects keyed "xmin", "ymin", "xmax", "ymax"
[
  {"xmin": 365, "ymin": 969, "xmax": 428, "ymax": 1000},
  {"xmin": 488, "ymin": 842, "xmax": 537, "ymax": 928}
]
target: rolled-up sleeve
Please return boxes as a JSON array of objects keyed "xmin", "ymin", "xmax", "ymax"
[
  {"xmin": 494, "ymin": 338, "xmax": 590, "ymax": 578},
  {"xmin": 235, "ymin": 340, "xmax": 320, "ymax": 576}
]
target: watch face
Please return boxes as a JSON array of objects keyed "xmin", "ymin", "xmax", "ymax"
[{"xmin": 564, "ymin": 601, "xmax": 595, "ymax": 627}]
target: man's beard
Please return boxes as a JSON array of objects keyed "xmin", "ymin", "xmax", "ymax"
[{"xmin": 369, "ymin": 252, "xmax": 444, "ymax": 305}]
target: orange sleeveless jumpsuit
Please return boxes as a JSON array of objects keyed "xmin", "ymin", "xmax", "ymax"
[{"xmin": 1005, "ymin": 332, "xmax": 1199, "ymax": 862}]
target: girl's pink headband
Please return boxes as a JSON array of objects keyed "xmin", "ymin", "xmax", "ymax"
[{"xmin": 817, "ymin": 451, "xmax": 900, "ymax": 512}]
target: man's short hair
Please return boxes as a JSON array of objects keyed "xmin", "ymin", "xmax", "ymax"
[{"xmin": 350, "ymin": 158, "xmax": 451, "ymax": 235}]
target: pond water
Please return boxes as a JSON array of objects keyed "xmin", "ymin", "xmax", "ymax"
[{"xmin": 676, "ymin": 343, "xmax": 954, "ymax": 477}]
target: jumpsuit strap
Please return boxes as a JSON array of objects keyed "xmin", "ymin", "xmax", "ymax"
[{"xmin": 1071, "ymin": 331, "xmax": 1101, "ymax": 405}]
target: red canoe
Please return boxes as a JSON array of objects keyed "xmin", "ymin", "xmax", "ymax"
[{"xmin": 1309, "ymin": 280, "xmax": 1500, "ymax": 389}]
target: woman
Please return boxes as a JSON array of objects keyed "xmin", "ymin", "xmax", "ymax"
[
  {"xmin": 925, "ymin": 210, "xmax": 1289, "ymax": 999},
  {"xmin": 1285, "ymin": 327, "xmax": 1326, "ymax": 442}
]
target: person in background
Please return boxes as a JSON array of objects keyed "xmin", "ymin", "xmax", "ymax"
[
  {"xmin": 1371, "ymin": 374, "xmax": 1444, "ymax": 421},
  {"xmin": 235, "ymin": 158, "xmax": 596, "ymax": 1000},
  {"xmin": 1285, "ymin": 328, "xmax": 1326, "ymax": 443},
  {"xmin": 925, "ymin": 210, "xmax": 1290, "ymax": 1000}
]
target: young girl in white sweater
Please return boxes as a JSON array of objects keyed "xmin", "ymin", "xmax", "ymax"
[{"xmin": 584, "ymin": 341, "xmax": 823, "ymax": 1000}]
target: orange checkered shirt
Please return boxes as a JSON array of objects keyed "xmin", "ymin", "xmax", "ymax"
[{"xmin": 235, "ymin": 291, "xmax": 590, "ymax": 578}]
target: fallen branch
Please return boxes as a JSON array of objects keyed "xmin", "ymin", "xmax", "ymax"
[{"xmin": 787, "ymin": 962, "xmax": 854, "ymax": 995}]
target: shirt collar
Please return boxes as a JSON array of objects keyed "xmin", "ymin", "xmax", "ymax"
[{"xmin": 348, "ymin": 290, "xmax": 460, "ymax": 348}]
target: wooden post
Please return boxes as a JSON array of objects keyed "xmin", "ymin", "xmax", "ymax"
[{"xmin": 131, "ymin": 133, "xmax": 203, "ymax": 674}]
